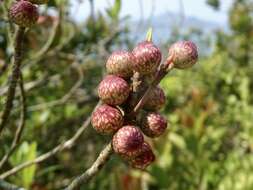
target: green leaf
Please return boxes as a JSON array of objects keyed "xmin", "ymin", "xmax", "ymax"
[
  {"xmin": 106, "ymin": 0, "xmax": 121, "ymax": 20},
  {"xmin": 10, "ymin": 142, "xmax": 37, "ymax": 188}
]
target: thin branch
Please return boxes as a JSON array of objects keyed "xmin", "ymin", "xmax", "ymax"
[
  {"xmin": 0, "ymin": 73, "xmax": 27, "ymax": 169},
  {"xmin": 0, "ymin": 102, "xmax": 101, "ymax": 179},
  {"xmin": 0, "ymin": 27, "xmax": 25, "ymax": 136},
  {"xmin": 64, "ymin": 142, "xmax": 113, "ymax": 190},
  {"xmin": 27, "ymin": 62, "xmax": 84, "ymax": 112},
  {"xmin": 0, "ymin": 179, "xmax": 26, "ymax": 190}
]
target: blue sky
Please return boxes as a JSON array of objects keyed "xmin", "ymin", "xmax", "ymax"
[{"xmin": 70, "ymin": 0, "xmax": 233, "ymax": 24}]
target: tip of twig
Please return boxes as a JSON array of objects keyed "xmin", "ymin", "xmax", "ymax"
[{"xmin": 146, "ymin": 28, "xmax": 153, "ymax": 42}]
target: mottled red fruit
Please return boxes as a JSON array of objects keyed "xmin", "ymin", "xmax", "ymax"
[
  {"xmin": 106, "ymin": 51, "xmax": 134, "ymax": 78},
  {"xmin": 132, "ymin": 41, "xmax": 161, "ymax": 74},
  {"xmin": 9, "ymin": 1, "xmax": 39, "ymax": 27},
  {"xmin": 144, "ymin": 86, "xmax": 166, "ymax": 111},
  {"xmin": 112, "ymin": 126, "xmax": 144, "ymax": 158},
  {"xmin": 91, "ymin": 104, "xmax": 123, "ymax": 134},
  {"xmin": 168, "ymin": 41, "xmax": 198, "ymax": 69},
  {"xmin": 98, "ymin": 75, "xmax": 130, "ymax": 106},
  {"xmin": 130, "ymin": 142, "xmax": 155, "ymax": 169},
  {"xmin": 140, "ymin": 112, "xmax": 168, "ymax": 138}
]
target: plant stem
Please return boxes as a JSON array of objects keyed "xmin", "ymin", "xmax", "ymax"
[
  {"xmin": 64, "ymin": 143, "xmax": 113, "ymax": 190},
  {"xmin": 129, "ymin": 57, "xmax": 174, "ymax": 117},
  {"xmin": 0, "ymin": 74, "xmax": 27, "ymax": 169},
  {"xmin": 0, "ymin": 27, "xmax": 25, "ymax": 137}
]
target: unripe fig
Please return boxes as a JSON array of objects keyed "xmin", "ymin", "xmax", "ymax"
[
  {"xmin": 91, "ymin": 104, "xmax": 124, "ymax": 134},
  {"xmin": 140, "ymin": 112, "xmax": 168, "ymax": 138},
  {"xmin": 168, "ymin": 41, "xmax": 198, "ymax": 69},
  {"xmin": 112, "ymin": 126, "xmax": 144, "ymax": 158},
  {"xmin": 98, "ymin": 75, "xmax": 130, "ymax": 106},
  {"xmin": 130, "ymin": 142, "xmax": 155, "ymax": 169},
  {"xmin": 132, "ymin": 41, "xmax": 161, "ymax": 74},
  {"xmin": 106, "ymin": 51, "xmax": 134, "ymax": 78},
  {"xmin": 144, "ymin": 86, "xmax": 166, "ymax": 111},
  {"xmin": 9, "ymin": 0, "xmax": 39, "ymax": 27}
]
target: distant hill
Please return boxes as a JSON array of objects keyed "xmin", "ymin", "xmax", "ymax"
[{"xmin": 129, "ymin": 12, "xmax": 229, "ymax": 43}]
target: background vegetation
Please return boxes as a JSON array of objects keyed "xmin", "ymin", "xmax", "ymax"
[{"xmin": 0, "ymin": 0, "xmax": 252, "ymax": 189}]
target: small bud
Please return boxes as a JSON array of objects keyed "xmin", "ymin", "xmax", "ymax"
[
  {"xmin": 9, "ymin": 0, "xmax": 39, "ymax": 27},
  {"xmin": 168, "ymin": 41, "xmax": 198, "ymax": 69},
  {"xmin": 112, "ymin": 126, "xmax": 144, "ymax": 158},
  {"xmin": 91, "ymin": 104, "xmax": 124, "ymax": 134},
  {"xmin": 98, "ymin": 75, "xmax": 130, "ymax": 106}
]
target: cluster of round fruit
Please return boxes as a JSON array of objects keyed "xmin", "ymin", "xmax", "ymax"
[
  {"xmin": 91, "ymin": 39, "xmax": 198, "ymax": 169},
  {"xmin": 9, "ymin": 0, "xmax": 48, "ymax": 27}
]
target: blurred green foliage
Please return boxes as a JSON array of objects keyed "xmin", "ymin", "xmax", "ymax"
[{"xmin": 0, "ymin": 0, "xmax": 253, "ymax": 189}]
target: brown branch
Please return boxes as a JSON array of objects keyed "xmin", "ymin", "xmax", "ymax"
[
  {"xmin": 0, "ymin": 102, "xmax": 101, "ymax": 179},
  {"xmin": 0, "ymin": 73, "xmax": 27, "ymax": 169},
  {"xmin": 0, "ymin": 27, "xmax": 25, "ymax": 136},
  {"xmin": 64, "ymin": 142, "xmax": 113, "ymax": 190}
]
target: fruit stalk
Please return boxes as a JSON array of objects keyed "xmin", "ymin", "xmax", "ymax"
[{"xmin": 129, "ymin": 56, "xmax": 174, "ymax": 117}]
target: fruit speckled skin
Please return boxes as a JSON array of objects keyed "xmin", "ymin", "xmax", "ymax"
[
  {"xmin": 106, "ymin": 51, "xmax": 134, "ymax": 78},
  {"xmin": 140, "ymin": 112, "xmax": 168, "ymax": 138},
  {"xmin": 9, "ymin": 1, "xmax": 39, "ymax": 27},
  {"xmin": 168, "ymin": 41, "xmax": 198, "ymax": 69},
  {"xmin": 132, "ymin": 41, "xmax": 161, "ymax": 74},
  {"xmin": 98, "ymin": 75, "xmax": 130, "ymax": 106},
  {"xmin": 112, "ymin": 126, "xmax": 144, "ymax": 158},
  {"xmin": 91, "ymin": 104, "xmax": 124, "ymax": 134},
  {"xmin": 130, "ymin": 142, "xmax": 155, "ymax": 169},
  {"xmin": 144, "ymin": 86, "xmax": 166, "ymax": 111}
]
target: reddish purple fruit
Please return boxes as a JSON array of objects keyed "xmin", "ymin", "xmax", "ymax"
[
  {"xmin": 106, "ymin": 51, "xmax": 134, "ymax": 78},
  {"xmin": 98, "ymin": 75, "xmax": 130, "ymax": 106},
  {"xmin": 130, "ymin": 142, "xmax": 155, "ymax": 169},
  {"xmin": 112, "ymin": 126, "xmax": 144, "ymax": 158},
  {"xmin": 91, "ymin": 104, "xmax": 124, "ymax": 134},
  {"xmin": 9, "ymin": 0, "xmax": 39, "ymax": 27},
  {"xmin": 140, "ymin": 112, "xmax": 168, "ymax": 138},
  {"xmin": 132, "ymin": 41, "xmax": 161, "ymax": 75},
  {"xmin": 144, "ymin": 86, "xmax": 166, "ymax": 111},
  {"xmin": 168, "ymin": 41, "xmax": 198, "ymax": 69}
]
